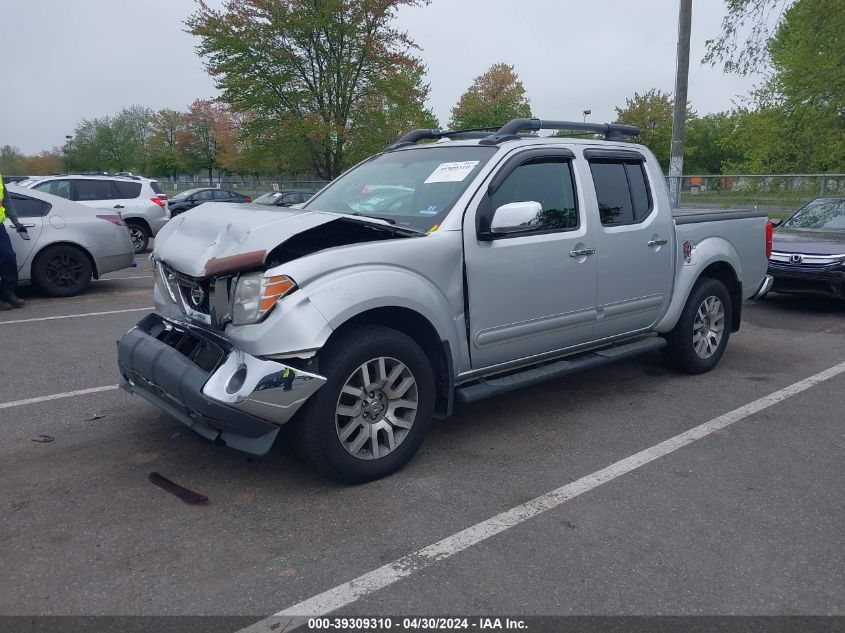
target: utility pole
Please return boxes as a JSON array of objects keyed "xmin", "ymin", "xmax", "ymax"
[{"xmin": 669, "ymin": 0, "xmax": 692, "ymax": 209}]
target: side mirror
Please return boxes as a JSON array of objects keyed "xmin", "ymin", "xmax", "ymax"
[
  {"xmin": 770, "ymin": 218, "xmax": 783, "ymax": 228},
  {"xmin": 489, "ymin": 201, "xmax": 542, "ymax": 235}
]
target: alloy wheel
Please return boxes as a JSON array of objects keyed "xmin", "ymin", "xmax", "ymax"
[
  {"xmin": 693, "ymin": 295, "xmax": 725, "ymax": 359},
  {"xmin": 335, "ymin": 356, "xmax": 419, "ymax": 460}
]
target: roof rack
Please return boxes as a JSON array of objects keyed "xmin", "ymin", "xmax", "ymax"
[{"xmin": 387, "ymin": 117, "xmax": 640, "ymax": 151}]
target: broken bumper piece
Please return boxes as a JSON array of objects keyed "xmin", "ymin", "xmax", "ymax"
[{"xmin": 117, "ymin": 313, "xmax": 326, "ymax": 455}]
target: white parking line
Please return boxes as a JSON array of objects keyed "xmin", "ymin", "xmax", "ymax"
[
  {"xmin": 0, "ymin": 385, "xmax": 119, "ymax": 410},
  {"xmin": 241, "ymin": 360, "xmax": 845, "ymax": 631},
  {"xmin": 0, "ymin": 307, "xmax": 152, "ymax": 326}
]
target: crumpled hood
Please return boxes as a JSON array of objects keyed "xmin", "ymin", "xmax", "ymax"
[
  {"xmin": 154, "ymin": 203, "xmax": 373, "ymax": 277},
  {"xmin": 772, "ymin": 229, "xmax": 845, "ymax": 255}
]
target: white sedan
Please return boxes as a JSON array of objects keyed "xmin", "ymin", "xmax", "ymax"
[{"xmin": 4, "ymin": 185, "xmax": 135, "ymax": 296}]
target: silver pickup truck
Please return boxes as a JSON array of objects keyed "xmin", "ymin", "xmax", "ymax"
[{"xmin": 117, "ymin": 118, "xmax": 773, "ymax": 482}]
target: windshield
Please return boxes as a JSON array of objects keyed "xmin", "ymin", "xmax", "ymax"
[
  {"xmin": 253, "ymin": 192, "xmax": 283, "ymax": 205},
  {"xmin": 172, "ymin": 188, "xmax": 202, "ymax": 200},
  {"xmin": 304, "ymin": 145, "xmax": 497, "ymax": 231},
  {"xmin": 783, "ymin": 198, "xmax": 845, "ymax": 231}
]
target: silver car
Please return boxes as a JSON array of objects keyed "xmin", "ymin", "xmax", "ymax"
[
  {"xmin": 17, "ymin": 174, "xmax": 169, "ymax": 254},
  {"xmin": 5, "ymin": 185, "xmax": 135, "ymax": 296}
]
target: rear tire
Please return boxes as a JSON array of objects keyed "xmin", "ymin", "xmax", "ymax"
[
  {"xmin": 290, "ymin": 324, "xmax": 435, "ymax": 483},
  {"xmin": 32, "ymin": 244, "xmax": 93, "ymax": 297},
  {"xmin": 126, "ymin": 221, "xmax": 150, "ymax": 253},
  {"xmin": 661, "ymin": 277, "xmax": 732, "ymax": 374}
]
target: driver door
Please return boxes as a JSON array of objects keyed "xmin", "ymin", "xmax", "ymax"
[
  {"xmin": 463, "ymin": 149, "xmax": 598, "ymax": 369},
  {"xmin": 5, "ymin": 192, "xmax": 46, "ymax": 271}
]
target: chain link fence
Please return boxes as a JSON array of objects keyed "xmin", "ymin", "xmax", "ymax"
[
  {"xmin": 159, "ymin": 179, "xmax": 328, "ymax": 198},
  {"xmin": 669, "ymin": 174, "xmax": 844, "ymax": 218}
]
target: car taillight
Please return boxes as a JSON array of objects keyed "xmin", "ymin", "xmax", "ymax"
[
  {"xmin": 96, "ymin": 214, "xmax": 124, "ymax": 226},
  {"xmin": 766, "ymin": 220, "xmax": 773, "ymax": 259},
  {"xmin": 245, "ymin": 197, "xmax": 252, "ymax": 203},
  {"xmin": 157, "ymin": 194, "xmax": 168, "ymax": 200},
  {"xmin": 151, "ymin": 197, "xmax": 166, "ymax": 209}
]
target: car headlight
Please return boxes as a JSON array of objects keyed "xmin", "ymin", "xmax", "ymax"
[
  {"xmin": 154, "ymin": 260, "xmax": 177, "ymax": 303},
  {"xmin": 232, "ymin": 273, "xmax": 296, "ymax": 325}
]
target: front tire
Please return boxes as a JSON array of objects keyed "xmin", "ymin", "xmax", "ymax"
[
  {"xmin": 662, "ymin": 277, "xmax": 732, "ymax": 374},
  {"xmin": 291, "ymin": 325, "xmax": 435, "ymax": 483},
  {"xmin": 32, "ymin": 244, "xmax": 93, "ymax": 297}
]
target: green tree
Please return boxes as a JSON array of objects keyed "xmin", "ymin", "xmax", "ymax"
[
  {"xmin": 614, "ymin": 89, "xmax": 694, "ymax": 171},
  {"xmin": 704, "ymin": 0, "xmax": 793, "ymax": 75},
  {"xmin": 685, "ymin": 112, "xmax": 742, "ymax": 174},
  {"xmin": 187, "ymin": 0, "xmax": 431, "ymax": 180},
  {"xmin": 449, "ymin": 63, "xmax": 531, "ymax": 130},
  {"xmin": 178, "ymin": 99, "xmax": 226, "ymax": 182},
  {"xmin": 0, "ymin": 145, "xmax": 27, "ymax": 175},
  {"xmin": 147, "ymin": 109, "xmax": 186, "ymax": 179}
]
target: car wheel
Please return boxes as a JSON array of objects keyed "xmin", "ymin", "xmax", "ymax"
[
  {"xmin": 126, "ymin": 221, "xmax": 150, "ymax": 254},
  {"xmin": 290, "ymin": 324, "xmax": 435, "ymax": 483},
  {"xmin": 661, "ymin": 277, "xmax": 732, "ymax": 374},
  {"xmin": 32, "ymin": 244, "xmax": 93, "ymax": 297}
]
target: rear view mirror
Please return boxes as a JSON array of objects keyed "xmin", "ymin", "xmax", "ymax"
[{"xmin": 490, "ymin": 201, "xmax": 542, "ymax": 234}]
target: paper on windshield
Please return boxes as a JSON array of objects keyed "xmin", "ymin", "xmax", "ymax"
[{"xmin": 424, "ymin": 161, "xmax": 480, "ymax": 184}]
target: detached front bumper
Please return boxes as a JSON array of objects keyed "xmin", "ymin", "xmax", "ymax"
[{"xmin": 117, "ymin": 313, "xmax": 326, "ymax": 455}]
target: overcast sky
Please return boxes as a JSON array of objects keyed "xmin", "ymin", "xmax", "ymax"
[{"xmin": 2, "ymin": 0, "xmax": 761, "ymax": 155}]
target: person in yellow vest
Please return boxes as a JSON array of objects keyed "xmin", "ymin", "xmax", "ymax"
[{"xmin": 0, "ymin": 176, "xmax": 29, "ymax": 310}]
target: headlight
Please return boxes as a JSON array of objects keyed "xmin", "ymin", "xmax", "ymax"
[
  {"xmin": 232, "ymin": 273, "xmax": 296, "ymax": 325},
  {"xmin": 154, "ymin": 260, "xmax": 177, "ymax": 303}
]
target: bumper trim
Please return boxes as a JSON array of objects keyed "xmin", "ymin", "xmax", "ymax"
[
  {"xmin": 752, "ymin": 274, "xmax": 774, "ymax": 299},
  {"xmin": 117, "ymin": 313, "xmax": 327, "ymax": 455}
]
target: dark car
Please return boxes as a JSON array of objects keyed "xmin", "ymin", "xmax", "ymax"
[
  {"xmin": 251, "ymin": 190, "xmax": 316, "ymax": 207},
  {"xmin": 168, "ymin": 187, "xmax": 252, "ymax": 216},
  {"xmin": 768, "ymin": 197, "xmax": 845, "ymax": 299}
]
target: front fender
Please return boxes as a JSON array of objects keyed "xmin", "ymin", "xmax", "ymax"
[
  {"xmin": 654, "ymin": 236, "xmax": 741, "ymax": 333},
  {"xmin": 305, "ymin": 265, "xmax": 463, "ymax": 368}
]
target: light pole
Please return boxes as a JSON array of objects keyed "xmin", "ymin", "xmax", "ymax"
[
  {"xmin": 582, "ymin": 109, "xmax": 591, "ymax": 122},
  {"xmin": 64, "ymin": 135, "xmax": 73, "ymax": 173},
  {"xmin": 669, "ymin": 0, "xmax": 693, "ymax": 209}
]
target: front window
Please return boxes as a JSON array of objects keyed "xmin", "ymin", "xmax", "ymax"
[
  {"xmin": 783, "ymin": 198, "xmax": 845, "ymax": 231},
  {"xmin": 304, "ymin": 146, "xmax": 497, "ymax": 232}
]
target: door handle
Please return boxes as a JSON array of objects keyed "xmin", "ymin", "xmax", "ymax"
[
  {"xmin": 569, "ymin": 248, "xmax": 596, "ymax": 257},
  {"xmin": 19, "ymin": 223, "xmax": 36, "ymax": 228},
  {"xmin": 113, "ymin": 204, "xmax": 125, "ymax": 209},
  {"xmin": 648, "ymin": 239, "xmax": 668, "ymax": 247}
]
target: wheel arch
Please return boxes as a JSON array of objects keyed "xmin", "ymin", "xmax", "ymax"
[
  {"xmin": 123, "ymin": 216, "xmax": 152, "ymax": 235},
  {"xmin": 325, "ymin": 306, "xmax": 454, "ymax": 417},
  {"xmin": 33, "ymin": 240, "xmax": 99, "ymax": 279},
  {"xmin": 699, "ymin": 261, "xmax": 742, "ymax": 332}
]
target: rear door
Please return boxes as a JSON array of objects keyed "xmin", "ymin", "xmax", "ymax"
[
  {"xmin": 71, "ymin": 179, "xmax": 125, "ymax": 212},
  {"xmin": 585, "ymin": 150, "xmax": 673, "ymax": 339},
  {"xmin": 5, "ymin": 192, "xmax": 47, "ymax": 272},
  {"xmin": 463, "ymin": 148, "xmax": 598, "ymax": 369}
]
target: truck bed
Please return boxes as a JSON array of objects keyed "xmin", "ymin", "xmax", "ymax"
[{"xmin": 672, "ymin": 207, "xmax": 768, "ymax": 225}]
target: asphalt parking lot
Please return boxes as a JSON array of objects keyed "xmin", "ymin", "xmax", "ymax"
[{"xmin": 1, "ymin": 257, "xmax": 843, "ymax": 626}]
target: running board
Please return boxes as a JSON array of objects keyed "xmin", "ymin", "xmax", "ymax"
[{"xmin": 455, "ymin": 337, "xmax": 667, "ymax": 404}]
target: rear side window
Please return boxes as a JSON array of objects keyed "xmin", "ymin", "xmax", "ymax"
[
  {"xmin": 213, "ymin": 189, "xmax": 231, "ymax": 200},
  {"xmin": 490, "ymin": 157, "xmax": 579, "ymax": 233},
  {"xmin": 114, "ymin": 181, "xmax": 142, "ymax": 198},
  {"xmin": 74, "ymin": 180, "xmax": 119, "ymax": 201},
  {"xmin": 589, "ymin": 160, "xmax": 653, "ymax": 226},
  {"xmin": 10, "ymin": 193, "xmax": 50, "ymax": 217},
  {"xmin": 150, "ymin": 181, "xmax": 164, "ymax": 195},
  {"xmin": 33, "ymin": 179, "xmax": 71, "ymax": 200}
]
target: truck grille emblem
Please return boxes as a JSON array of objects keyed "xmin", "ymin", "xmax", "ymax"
[
  {"xmin": 789, "ymin": 254, "xmax": 803, "ymax": 264},
  {"xmin": 189, "ymin": 286, "xmax": 205, "ymax": 307}
]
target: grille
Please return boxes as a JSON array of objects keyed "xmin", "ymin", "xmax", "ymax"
[{"xmin": 146, "ymin": 318, "xmax": 224, "ymax": 372}]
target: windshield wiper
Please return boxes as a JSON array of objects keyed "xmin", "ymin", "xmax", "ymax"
[{"xmin": 350, "ymin": 212, "xmax": 396, "ymax": 224}]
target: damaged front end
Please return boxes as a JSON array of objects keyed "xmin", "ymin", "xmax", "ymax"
[
  {"xmin": 119, "ymin": 205, "xmax": 419, "ymax": 454},
  {"xmin": 118, "ymin": 314, "xmax": 326, "ymax": 454}
]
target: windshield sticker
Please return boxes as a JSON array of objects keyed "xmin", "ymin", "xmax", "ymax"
[{"xmin": 424, "ymin": 161, "xmax": 480, "ymax": 184}]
